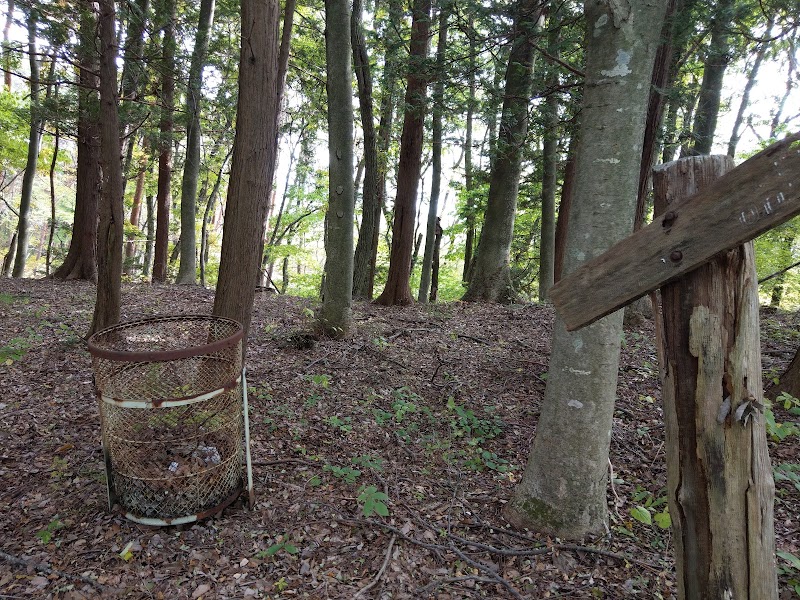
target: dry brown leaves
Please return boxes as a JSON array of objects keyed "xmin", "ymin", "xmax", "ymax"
[{"xmin": 0, "ymin": 279, "xmax": 797, "ymax": 599}]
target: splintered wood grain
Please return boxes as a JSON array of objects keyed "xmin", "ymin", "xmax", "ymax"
[{"xmin": 550, "ymin": 132, "xmax": 800, "ymax": 331}]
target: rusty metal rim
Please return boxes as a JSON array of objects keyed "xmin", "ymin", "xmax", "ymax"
[
  {"xmin": 120, "ymin": 485, "xmax": 243, "ymax": 526},
  {"xmin": 87, "ymin": 314, "xmax": 243, "ymax": 363}
]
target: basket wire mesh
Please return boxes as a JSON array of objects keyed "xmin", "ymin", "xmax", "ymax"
[{"xmin": 88, "ymin": 315, "xmax": 253, "ymax": 524}]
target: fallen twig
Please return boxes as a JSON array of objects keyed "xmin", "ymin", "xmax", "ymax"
[
  {"xmin": 0, "ymin": 550, "xmax": 107, "ymax": 590},
  {"xmin": 416, "ymin": 575, "xmax": 501, "ymax": 597},
  {"xmin": 353, "ymin": 534, "xmax": 396, "ymax": 598}
]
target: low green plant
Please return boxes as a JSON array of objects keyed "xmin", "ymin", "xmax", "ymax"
[
  {"xmin": 36, "ymin": 517, "xmax": 64, "ymax": 544},
  {"xmin": 464, "ymin": 448, "xmax": 510, "ymax": 473},
  {"xmin": 765, "ymin": 392, "xmax": 800, "ymax": 441},
  {"xmin": 372, "ymin": 408, "xmax": 393, "ymax": 425},
  {"xmin": 1, "ymin": 336, "xmax": 31, "ymax": 364},
  {"xmin": 305, "ymin": 373, "xmax": 331, "ymax": 388},
  {"xmin": 446, "ymin": 397, "xmax": 504, "ymax": 441},
  {"xmin": 351, "ymin": 454, "xmax": 383, "ymax": 471},
  {"xmin": 256, "ymin": 538, "xmax": 299, "ymax": 559},
  {"xmin": 777, "ymin": 551, "xmax": 800, "ymax": 596},
  {"xmin": 323, "ymin": 415, "xmax": 352, "ymax": 433},
  {"xmin": 629, "ymin": 487, "xmax": 671, "ymax": 530},
  {"xmin": 323, "ymin": 463, "xmax": 361, "ymax": 483},
  {"xmin": 774, "ymin": 462, "xmax": 800, "ymax": 494},
  {"xmin": 357, "ymin": 485, "xmax": 390, "ymax": 517}
]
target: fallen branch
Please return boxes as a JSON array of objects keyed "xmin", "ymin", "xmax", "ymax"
[
  {"xmin": 449, "ymin": 543, "xmax": 524, "ymax": 600},
  {"xmin": 417, "ymin": 575, "xmax": 501, "ymax": 597},
  {"xmin": 0, "ymin": 550, "xmax": 107, "ymax": 590},
  {"xmin": 353, "ymin": 534, "xmax": 396, "ymax": 598}
]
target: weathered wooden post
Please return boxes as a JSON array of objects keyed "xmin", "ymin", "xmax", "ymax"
[
  {"xmin": 548, "ymin": 133, "xmax": 800, "ymax": 600},
  {"xmin": 653, "ymin": 155, "xmax": 776, "ymax": 599}
]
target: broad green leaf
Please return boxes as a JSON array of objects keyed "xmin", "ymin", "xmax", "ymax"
[
  {"xmin": 654, "ymin": 510, "xmax": 672, "ymax": 529},
  {"xmin": 777, "ymin": 551, "xmax": 800, "ymax": 570},
  {"xmin": 630, "ymin": 506, "xmax": 652, "ymax": 525}
]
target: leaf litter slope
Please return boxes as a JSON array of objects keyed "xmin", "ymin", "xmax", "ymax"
[{"xmin": 0, "ymin": 278, "xmax": 797, "ymax": 599}]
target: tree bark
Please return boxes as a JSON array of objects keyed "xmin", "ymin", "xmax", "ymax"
[
  {"xmin": 727, "ymin": 19, "xmax": 772, "ymax": 157},
  {"xmin": 351, "ymin": 0, "xmax": 381, "ymax": 300},
  {"xmin": 177, "ymin": 0, "xmax": 216, "ymax": 284},
  {"xmin": 118, "ymin": 0, "xmax": 149, "ymax": 196},
  {"xmin": 152, "ymin": 0, "xmax": 176, "ymax": 283},
  {"xmin": 653, "ymin": 155, "xmax": 777, "ymax": 600},
  {"xmin": 90, "ymin": 0, "xmax": 125, "ymax": 336},
  {"xmin": 462, "ymin": 20, "xmax": 477, "ymax": 285},
  {"xmin": 462, "ymin": 0, "xmax": 543, "ymax": 303},
  {"xmin": 319, "ymin": 0, "xmax": 355, "ymax": 336},
  {"xmin": 688, "ymin": 0, "xmax": 734, "ymax": 155},
  {"xmin": 418, "ymin": 7, "xmax": 448, "ymax": 303},
  {"xmin": 143, "ymin": 193, "xmax": 154, "ymax": 278},
  {"xmin": 46, "ymin": 120, "xmax": 59, "ymax": 277},
  {"xmin": 51, "ymin": 3, "xmax": 99, "ymax": 283},
  {"xmin": 552, "ymin": 136, "xmax": 576, "ymax": 283},
  {"xmin": 429, "ymin": 217, "xmax": 442, "ymax": 302},
  {"xmin": 213, "ymin": 0, "xmax": 281, "ymax": 352},
  {"xmin": 504, "ymin": 0, "xmax": 668, "ymax": 538},
  {"xmin": 123, "ymin": 162, "xmax": 146, "ymax": 274},
  {"xmin": 374, "ymin": 0, "xmax": 431, "ymax": 306},
  {"xmin": 538, "ymin": 12, "xmax": 560, "ymax": 301},
  {"xmin": 768, "ymin": 346, "xmax": 800, "ymax": 401},
  {"xmin": 12, "ymin": 9, "xmax": 41, "ymax": 278},
  {"xmin": 2, "ymin": 0, "xmax": 13, "ymax": 91}
]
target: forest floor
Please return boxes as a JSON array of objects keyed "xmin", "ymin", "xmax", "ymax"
[{"xmin": 0, "ymin": 278, "xmax": 798, "ymax": 600}]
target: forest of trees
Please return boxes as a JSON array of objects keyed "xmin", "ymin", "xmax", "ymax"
[
  {"xmin": 0, "ymin": 0, "xmax": 799, "ymax": 596},
  {"xmin": 0, "ymin": 0, "xmax": 797, "ymax": 312}
]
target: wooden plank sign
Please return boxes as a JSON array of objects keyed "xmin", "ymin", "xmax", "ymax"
[{"xmin": 549, "ymin": 132, "xmax": 800, "ymax": 331}]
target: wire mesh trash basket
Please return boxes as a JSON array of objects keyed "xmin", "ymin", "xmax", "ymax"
[{"xmin": 88, "ymin": 315, "xmax": 254, "ymax": 525}]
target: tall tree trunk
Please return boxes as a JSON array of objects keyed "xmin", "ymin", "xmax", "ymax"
[
  {"xmin": 177, "ymin": 0, "xmax": 216, "ymax": 284},
  {"xmin": 463, "ymin": 0, "xmax": 544, "ymax": 303},
  {"xmin": 504, "ymin": 0, "xmax": 668, "ymax": 538},
  {"xmin": 552, "ymin": 136, "xmax": 576, "ymax": 283},
  {"xmin": 462, "ymin": 22, "xmax": 477, "ymax": 284},
  {"xmin": 2, "ymin": 0, "xmax": 13, "ymax": 91},
  {"xmin": 635, "ymin": 0, "xmax": 679, "ymax": 231},
  {"xmin": 727, "ymin": 20, "xmax": 772, "ymax": 157},
  {"xmin": 653, "ymin": 155, "xmax": 777, "ymax": 600},
  {"xmin": 90, "ymin": 0, "xmax": 125, "ymax": 336},
  {"xmin": 418, "ymin": 7, "xmax": 448, "ymax": 303},
  {"xmin": 351, "ymin": 0, "xmax": 381, "ymax": 300},
  {"xmin": 51, "ymin": 3, "xmax": 99, "ymax": 283},
  {"xmin": 319, "ymin": 0, "xmax": 354, "ymax": 335},
  {"xmin": 374, "ymin": 0, "xmax": 431, "ymax": 306},
  {"xmin": 12, "ymin": 9, "xmax": 41, "ymax": 278},
  {"xmin": 124, "ymin": 162, "xmax": 146, "ymax": 274},
  {"xmin": 688, "ymin": 0, "xmax": 734, "ymax": 155},
  {"xmin": 769, "ymin": 47, "xmax": 795, "ymax": 138},
  {"xmin": 538, "ymin": 12, "xmax": 560, "ymax": 301},
  {"xmin": 213, "ymin": 0, "xmax": 281, "ymax": 353},
  {"xmin": 152, "ymin": 0, "xmax": 176, "ymax": 283},
  {"xmin": 2, "ymin": 232, "xmax": 17, "ymax": 277},
  {"xmin": 200, "ymin": 146, "xmax": 232, "ymax": 287},
  {"xmin": 46, "ymin": 123, "xmax": 59, "ymax": 277},
  {"xmin": 143, "ymin": 193, "xmax": 154, "ymax": 278},
  {"xmin": 429, "ymin": 217, "xmax": 442, "ymax": 302},
  {"xmin": 118, "ymin": 0, "xmax": 149, "ymax": 196}
]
